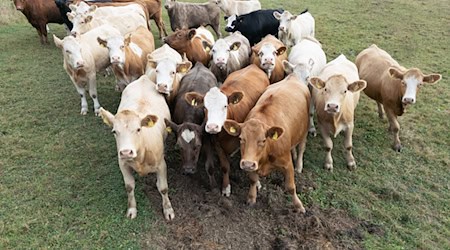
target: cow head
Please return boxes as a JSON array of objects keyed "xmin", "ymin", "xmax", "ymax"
[
  {"xmin": 13, "ymin": 0, "xmax": 26, "ymax": 11},
  {"xmin": 70, "ymin": 13, "xmax": 94, "ymax": 37},
  {"xmin": 224, "ymin": 119, "xmax": 284, "ymax": 171},
  {"xmin": 69, "ymin": 2, "xmax": 94, "ymax": 15},
  {"xmin": 309, "ymin": 75, "xmax": 367, "ymax": 114},
  {"xmin": 53, "ymin": 34, "xmax": 85, "ymax": 70},
  {"xmin": 253, "ymin": 43, "xmax": 286, "ymax": 78},
  {"xmin": 97, "ymin": 35, "xmax": 130, "ymax": 66},
  {"xmin": 273, "ymin": 10, "xmax": 295, "ymax": 33},
  {"xmin": 185, "ymin": 87, "xmax": 244, "ymax": 134},
  {"xmin": 388, "ymin": 67, "xmax": 441, "ymax": 106},
  {"xmin": 146, "ymin": 55, "xmax": 192, "ymax": 95},
  {"xmin": 282, "ymin": 59, "xmax": 314, "ymax": 84},
  {"xmin": 100, "ymin": 108, "xmax": 159, "ymax": 160},
  {"xmin": 163, "ymin": 28, "xmax": 195, "ymax": 52},
  {"xmin": 165, "ymin": 119, "xmax": 204, "ymax": 174},
  {"xmin": 210, "ymin": 39, "xmax": 241, "ymax": 69},
  {"xmin": 224, "ymin": 15, "xmax": 240, "ymax": 32},
  {"xmin": 164, "ymin": 0, "xmax": 176, "ymax": 10}
]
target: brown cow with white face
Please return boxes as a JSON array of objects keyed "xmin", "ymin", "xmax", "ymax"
[
  {"xmin": 309, "ymin": 54, "xmax": 367, "ymax": 171},
  {"xmin": 223, "ymin": 74, "xmax": 310, "ymax": 212},
  {"xmin": 355, "ymin": 44, "xmax": 441, "ymax": 152},
  {"xmin": 250, "ymin": 35, "xmax": 287, "ymax": 84}
]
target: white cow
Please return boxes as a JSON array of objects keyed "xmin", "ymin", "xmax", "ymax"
[
  {"xmin": 210, "ymin": 0, "xmax": 261, "ymax": 16},
  {"xmin": 273, "ymin": 10, "xmax": 315, "ymax": 48},
  {"xmin": 68, "ymin": 3, "xmax": 147, "ymax": 37},
  {"xmin": 282, "ymin": 36, "xmax": 327, "ymax": 136},
  {"xmin": 99, "ymin": 75, "xmax": 174, "ymax": 220},
  {"xmin": 145, "ymin": 44, "xmax": 192, "ymax": 103},
  {"xmin": 53, "ymin": 24, "xmax": 121, "ymax": 115}
]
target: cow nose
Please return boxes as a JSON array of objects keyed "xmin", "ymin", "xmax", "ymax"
[
  {"xmin": 119, "ymin": 149, "xmax": 134, "ymax": 158},
  {"xmin": 326, "ymin": 103, "xmax": 339, "ymax": 112},
  {"xmin": 76, "ymin": 61, "xmax": 84, "ymax": 68},
  {"xmin": 182, "ymin": 166, "xmax": 196, "ymax": 175},
  {"xmin": 264, "ymin": 58, "xmax": 273, "ymax": 63},
  {"xmin": 71, "ymin": 31, "xmax": 78, "ymax": 37},
  {"xmin": 206, "ymin": 123, "xmax": 220, "ymax": 134},
  {"xmin": 157, "ymin": 83, "xmax": 167, "ymax": 92},
  {"xmin": 240, "ymin": 160, "xmax": 257, "ymax": 171},
  {"xmin": 111, "ymin": 56, "xmax": 120, "ymax": 63},
  {"xmin": 402, "ymin": 97, "xmax": 415, "ymax": 104},
  {"xmin": 162, "ymin": 36, "xmax": 166, "ymax": 43}
]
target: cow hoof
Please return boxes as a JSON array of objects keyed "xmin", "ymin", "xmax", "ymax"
[
  {"xmin": 256, "ymin": 180, "xmax": 262, "ymax": 191},
  {"xmin": 126, "ymin": 208, "xmax": 137, "ymax": 219},
  {"xmin": 294, "ymin": 206, "xmax": 306, "ymax": 214},
  {"xmin": 94, "ymin": 109, "xmax": 100, "ymax": 116},
  {"xmin": 222, "ymin": 185, "xmax": 231, "ymax": 197},
  {"xmin": 163, "ymin": 207, "xmax": 175, "ymax": 221},
  {"xmin": 347, "ymin": 162, "xmax": 357, "ymax": 171},
  {"xmin": 80, "ymin": 109, "xmax": 88, "ymax": 115},
  {"xmin": 393, "ymin": 144, "xmax": 402, "ymax": 152},
  {"xmin": 246, "ymin": 199, "xmax": 256, "ymax": 207}
]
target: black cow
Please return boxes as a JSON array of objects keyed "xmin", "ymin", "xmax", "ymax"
[
  {"xmin": 224, "ymin": 9, "xmax": 283, "ymax": 45},
  {"xmin": 54, "ymin": 0, "xmax": 73, "ymax": 30}
]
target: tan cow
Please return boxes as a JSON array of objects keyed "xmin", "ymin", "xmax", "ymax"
[
  {"xmin": 309, "ymin": 54, "xmax": 367, "ymax": 171},
  {"xmin": 223, "ymin": 74, "xmax": 310, "ymax": 212},
  {"xmin": 355, "ymin": 44, "xmax": 441, "ymax": 151},
  {"xmin": 250, "ymin": 34, "xmax": 287, "ymax": 84},
  {"xmin": 97, "ymin": 26, "xmax": 155, "ymax": 91},
  {"xmin": 99, "ymin": 75, "xmax": 174, "ymax": 220}
]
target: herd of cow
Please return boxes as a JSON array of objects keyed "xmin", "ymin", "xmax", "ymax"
[{"xmin": 13, "ymin": 0, "xmax": 442, "ymax": 221}]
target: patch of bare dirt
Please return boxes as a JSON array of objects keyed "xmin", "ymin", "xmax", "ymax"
[{"xmin": 141, "ymin": 137, "xmax": 382, "ymax": 249}]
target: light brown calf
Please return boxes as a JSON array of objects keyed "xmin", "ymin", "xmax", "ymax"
[
  {"xmin": 250, "ymin": 34, "xmax": 287, "ymax": 83},
  {"xmin": 355, "ymin": 44, "xmax": 441, "ymax": 151}
]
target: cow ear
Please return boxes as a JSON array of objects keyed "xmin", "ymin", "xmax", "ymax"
[
  {"xmin": 423, "ymin": 73, "xmax": 441, "ymax": 84},
  {"xmin": 290, "ymin": 15, "xmax": 297, "ymax": 20},
  {"xmin": 251, "ymin": 47, "xmax": 259, "ymax": 55},
  {"xmin": 69, "ymin": 4, "xmax": 77, "ymax": 11},
  {"xmin": 228, "ymin": 91, "xmax": 244, "ymax": 105},
  {"xmin": 88, "ymin": 5, "xmax": 97, "ymax": 12},
  {"xmin": 230, "ymin": 41, "xmax": 241, "ymax": 51},
  {"xmin": 348, "ymin": 80, "xmax": 367, "ymax": 92},
  {"xmin": 276, "ymin": 46, "xmax": 287, "ymax": 56},
  {"xmin": 141, "ymin": 115, "xmax": 158, "ymax": 128},
  {"xmin": 388, "ymin": 67, "xmax": 405, "ymax": 80},
  {"xmin": 146, "ymin": 58, "xmax": 157, "ymax": 69},
  {"xmin": 266, "ymin": 126, "xmax": 284, "ymax": 141},
  {"xmin": 176, "ymin": 61, "xmax": 192, "ymax": 74},
  {"xmin": 67, "ymin": 12, "xmax": 75, "ymax": 22},
  {"xmin": 99, "ymin": 108, "xmax": 115, "ymax": 127},
  {"xmin": 202, "ymin": 41, "xmax": 212, "ymax": 53},
  {"xmin": 85, "ymin": 15, "xmax": 93, "ymax": 23},
  {"xmin": 223, "ymin": 120, "xmax": 241, "ymax": 137},
  {"xmin": 282, "ymin": 60, "xmax": 295, "ymax": 74},
  {"xmin": 188, "ymin": 29, "xmax": 196, "ymax": 40},
  {"xmin": 124, "ymin": 35, "xmax": 131, "ymax": 46},
  {"xmin": 309, "ymin": 77, "xmax": 326, "ymax": 90},
  {"xmin": 164, "ymin": 118, "xmax": 179, "ymax": 134},
  {"xmin": 224, "ymin": 16, "xmax": 228, "ymax": 21},
  {"xmin": 53, "ymin": 35, "xmax": 63, "ymax": 49},
  {"xmin": 308, "ymin": 58, "xmax": 315, "ymax": 68},
  {"xmin": 273, "ymin": 11, "xmax": 282, "ymax": 20},
  {"xmin": 97, "ymin": 37, "xmax": 107, "ymax": 47},
  {"xmin": 185, "ymin": 92, "xmax": 204, "ymax": 107}
]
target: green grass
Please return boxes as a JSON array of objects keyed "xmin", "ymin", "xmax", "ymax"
[{"xmin": 1, "ymin": 0, "xmax": 449, "ymax": 249}]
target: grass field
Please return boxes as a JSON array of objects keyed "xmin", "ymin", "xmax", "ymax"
[{"xmin": 1, "ymin": 0, "xmax": 449, "ymax": 249}]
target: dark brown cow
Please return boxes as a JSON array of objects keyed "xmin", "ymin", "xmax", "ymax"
[
  {"xmin": 163, "ymin": 27, "xmax": 214, "ymax": 66},
  {"xmin": 13, "ymin": 0, "xmax": 65, "ymax": 44},
  {"xmin": 165, "ymin": 62, "xmax": 219, "ymax": 187},
  {"xmin": 223, "ymin": 74, "xmax": 310, "ymax": 212},
  {"xmin": 185, "ymin": 65, "xmax": 269, "ymax": 196}
]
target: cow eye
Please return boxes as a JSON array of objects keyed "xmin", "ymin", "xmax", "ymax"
[
  {"xmin": 224, "ymin": 104, "xmax": 228, "ymax": 109},
  {"xmin": 170, "ymin": 71, "xmax": 175, "ymax": 75},
  {"xmin": 65, "ymin": 50, "xmax": 71, "ymax": 54},
  {"xmin": 212, "ymin": 49, "xmax": 216, "ymax": 53},
  {"xmin": 137, "ymin": 128, "xmax": 141, "ymax": 133},
  {"xmin": 343, "ymin": 90, "xmax": 347, "ymax": 94},
  {"xmin": 111, "ymin": 130, "xmax": 116, "ymax": 134},
  {"xmin": 401, "ymin": 81, "xmax": 406, "ymax": 86},
  {"xmin": 324, "ymin": 88, "xmax": 327, "ymax": 92},
  {"xmin": 120, "ymin": 45, "xmax": 124, "ymax": 49}
]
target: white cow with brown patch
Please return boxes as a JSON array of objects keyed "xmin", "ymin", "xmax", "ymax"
[
  {"xmin": 355, "ymin": 44, "xmax": 441, "ymax": 151},
  {"xmin": 99, "ymin": 75, "xmax": 174, "ymax": 220},
  {"xmin": 309, "ymin": 54, "xmax": 367, "ymax": 171}
]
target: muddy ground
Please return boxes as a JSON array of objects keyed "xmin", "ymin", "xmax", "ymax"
[{"xmin": 141, "ymin": 137, "xmax": 382, "ymax": 249}]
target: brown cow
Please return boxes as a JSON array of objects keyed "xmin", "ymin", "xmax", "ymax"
[
  {"xmin": 251, "ymin": 34, "xmax": 287, "ymax": 84},
  {"xmin": 163, "ymin": 26, "xmax": 214, "ymax": 66},
  {"xmin": 309, "ymin": 54, "xmax": 367, "ymax": 171},
  {"xmin": 13, "ymin": 0, "xmax": 65, "ymax": 44},
  {"xmin": 355, "ymin": 44, "xmax": 441, "ymax": 151},
  {"xmin": 185, "ymin": 65, "xmax": 269, "ymax": 196},
  {"xmin": 222, "ymin": 74, "xmax": 310, "ymax": 212}
]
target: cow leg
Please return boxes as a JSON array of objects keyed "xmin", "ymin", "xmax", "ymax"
[
  {"xmin": 156, "ymin": 160, "xmax": 175, "ymax": 221},
  {"xmin": 294, "ymin": 137, "xmax": 307, "ymax": 174},
  {"xmin": 308, "ymin": 97, "xmax": 317, "ymax": 136},
  {"xmin": 283, "ymin": 160, "xmax": 305, "ymax": 213},
  {"xmin": 73, "ymin": 83, "xmax": 88, "ymax": 115},
  {"xmin": 247, "ymin": 171, "xmax": 259, "ymax": 206},
  {"xmin": 119, "ymin": 163, "xmax": 137, "ymax": 219},
  {"xmin": 344, "ymin": 124, "xmax": 356, "ymax": 170},
  {"xmin": 385, "ymin": 108, "xmax": 402, "ymax": 152},
  {"xmin": 153, "ymin": 13, "xmax": 167, "ymax": 38},
  {"xmin": 39, "ymin": 23, "xmax": 49, "ymax": 44},
  {"xmin": 211, "ymin": 23, "xmax": 222, "ymax": 38},
  {"xmin": 216, "ymin": 144, "xmax": 231, "ymax": 196},
  {"xmin": 87, "ymin": 76, "xmax": 101, "ymax": 116},
  {"xmin": 204, "ymin": 138, "xmax": 217, "ymax": 189},
  {"xmin": 377, "ymin": 102, "xmax": 385, "ymax": 119},
  {"xmin": 319, "ymin": 125, "xmax": 333, "ymax": 171}
]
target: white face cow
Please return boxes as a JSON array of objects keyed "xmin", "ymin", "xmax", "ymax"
[
  {"xmin": 254, "ymin": 43, "xmax": 286, "ymax": 78},
  {"xmin": 309, "ymin": 75, "xmax": 367, "ymax": 114},
  {"xmin": 388, "ymin": 67, "xmax": 441, "ymax": 105},
  {"xmin": 224, "ymin": 14, "xmax": 238, "ymax": 31},
  {"xmin": 146, "ymin": 56, "xmax": 192, "ymax": 95},
  {"xmin": 69, "ymin": 13, "xmax": 94, "ymax": 37},
  {"xmin": 97, "ymin": 35, "xmax": 143, "ymax": 66},
  {"xmin": 68, "ymin": 2, "xmax": 93, "ymax": 15},
  {"xmin": 273, "ymin": 10, "xmax": 295, "ymax": 34},
  {"xmin": 53, "ymin": 35, "xmax": 85, "ymax": 70},
  {"xmin": 211, "ymin": 39, "xmax": 241, "ymax": 69},
  {"xmin": 283, "ymin": 59, "xmax": 315, "ymax": 84}
]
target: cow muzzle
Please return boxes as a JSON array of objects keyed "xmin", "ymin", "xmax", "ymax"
[
  {"xmin": 119, "ymin": 149, "xmax": 136, "ymax": 159},
  {"xmin": 182, "ymin": 165, "xmax": 197, "ymax": 175},
  {"xmin": 402, "ymin": 97, "xmax": 415, "ymax": 105},
  {"xmin": 224, "ymin": 27, "xmax": 233, "ymax": 32},
  {"xmin": 156, "ymin": 83, "xmax": 170, "ymax": 94},
  {"xmin": 205, "ymin": 123, "xmax": 221, "ymax": 134},
  {"xmin": 240, "ymin": 160, "xmax": 258, "ymax": 171},
  {"xmin": 215, "ymin": 61, "xmax": 226, "ymax": 69},
  {"xmin": 325, "ymin": 103, "xmax": 339, "ymax": 113}
]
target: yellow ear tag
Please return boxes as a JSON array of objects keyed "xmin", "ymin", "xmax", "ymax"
[
  {"xmin": 147, "ymin": 120, "xmax": 154, "ymax": 127},
  {"xmin": 272, "ymin": 131, "xmax": 278, "ymax": 140},
  {"xmin": 166, "ymin": 127, "xmax": 172, "ymax": 133},
  {"xmin": 180, "ymin": 67, "xmax": 187, "ymax": 73},
  {"xmin": 229, "ymin": 126, "xmax": 236, "ymax": 133},
  {"xmin": 233, "ymin": 45, "xmax": 238, "ymax": 51},
  {"xmin": 205, "ymin": 46, "xmax": 210, "ymax": 52},
  {"xmin": 191, "ymin": 99, "xmax": 197, "ymax": 106}
]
